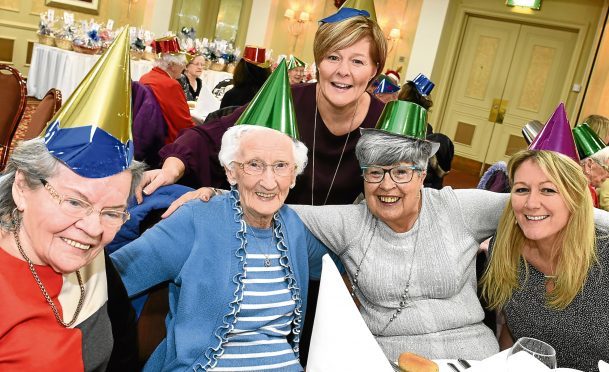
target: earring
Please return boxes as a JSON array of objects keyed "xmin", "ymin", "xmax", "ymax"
[{"xmin": 10, "ymin": 207, "xmax": 21, "ymax": 231}]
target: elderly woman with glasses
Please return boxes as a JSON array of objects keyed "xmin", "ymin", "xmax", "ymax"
[
  {"xmin": 0, "ymin": 29, "xmax": 147, "ymax": 371},
  {"xmin": 174, "ymin": 101, "xmax": 510, "ymax": 361},
  {"xmin": 110, "ymin": 64, "xmax": 337, "ymax": 371},
  {"xmin": 177, "ymin": 54, "xmax": 205, "ymax": 101}
]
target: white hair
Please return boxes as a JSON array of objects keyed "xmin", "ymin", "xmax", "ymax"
[
  {"xmin": 218, "ymin": 125, "xmax": 308, "ymax": 176},
  {"xmin": 589, "ymin": 146, "xmax": 609, "ymax": 164},
  {"xmin": 155, "ymin": 53, "xmax": 187, "ymax": 71}
]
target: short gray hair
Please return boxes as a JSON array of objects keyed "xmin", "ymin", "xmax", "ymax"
[
  {"xmin": 355, "ymin": 130, "xmax": 432, "ymax": 170},
  {"xmin": 218, "ymin": 125, "xmax": 308, "ymax": 176},
  {"xmin": 0, "ymin": 138, "xmax": 146, "ymax": 230},
  {"xmin": 155, "ymin": 53, "xmax": 187, "ymax": 71}
]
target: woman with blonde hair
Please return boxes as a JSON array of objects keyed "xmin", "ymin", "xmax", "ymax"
[{"xmin": 481, "ymin": 149, "xmax": 609, "ymax": 371}]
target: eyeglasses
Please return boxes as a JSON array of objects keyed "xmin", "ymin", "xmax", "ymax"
[
  {"xmin": 232, "ymin": 160, "xmax": 295, "ymax": 177},
  {"xmin": 361, "ymin": 165, "xmax": 422, "ymax": 184},
  {"xmin": 590, "ymin": 158, "xmax": 609, "ymax": 173},
  {"xmin": 40, "ymin": 179, "xmax": 130, "ymax": 227}
]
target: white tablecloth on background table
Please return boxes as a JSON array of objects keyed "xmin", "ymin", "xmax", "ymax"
[
  {"xmin": 27, "ymin": 43, "xmax": 234, "ymax": 102},
  {"xmin": 26, "ymin": 43, "xmax": 154, "ymax": 100}
]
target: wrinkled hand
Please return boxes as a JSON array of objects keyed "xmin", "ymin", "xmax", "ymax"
[
  {"xmin": 135, "ymin": 157, "xmax": 185, "ymax": 204},
  {"xmin": 162, "ymin": 187, "xmax": 217, "ymax": 218}
]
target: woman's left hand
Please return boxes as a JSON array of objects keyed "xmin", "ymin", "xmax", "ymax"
[{"xmin": 162, "ymin": 187, "xmax": 217, "ymax": 218}]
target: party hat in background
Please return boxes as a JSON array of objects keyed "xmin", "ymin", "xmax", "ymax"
[
  {"xmin": 235, "ymin": 58, "xmax": 299, "ymax": 139},
  {"xmin": 572, "ymin": 123, "xmax": 606, "ymax": 159},
  {"xmin": 319, "ymin": 0, "xmax": 377, "ymax": 23},
  {"xmin": 373, "ymin": 74, "xmax": 400, "ymax": 94},
  {"xmin": 44, "ymin": 26, "xmax": 133, "ymax": 178},
  {"xmin": 528, "ymin": 103, "xmax": 579, "ymax": 162},
  {"xmin": 287, "ymin": 55, "xmax": 306, "ymax": 70},
  {"xmin": 410, "ymin": 73, "xmax": 435, "ymax": 96}
]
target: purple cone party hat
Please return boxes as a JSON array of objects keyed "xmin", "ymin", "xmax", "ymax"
[
  {"xmin": 43, "ymin": 27, "xmax": 133, "ymax": 178},
  {"xmin": 235, "ymin": 58, "xmax": 299, "ymax": 139},
  {"xmin": 373, "ymin": 74, "xmax": 400, "ymax": 94},
  {"xmin": 528, "ymin": 103, "xmax": 579, "ymax": 162},
  {"xmin": 319, "ymin": 0, "xmax": 377, "ymax": 24},
  {"xmin": 572, "ymin": 123, "xmax": 606, "ymax": 159},
  {"xmin": 361, "ymin": 100, "xmax": 439, "ymax": 155}
]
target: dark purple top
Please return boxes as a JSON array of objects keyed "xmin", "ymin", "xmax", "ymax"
[{"xmin": 159, "ymin": 83, "xmax": 385, "ymax": 205}]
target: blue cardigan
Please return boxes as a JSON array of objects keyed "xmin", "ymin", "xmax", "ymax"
[{"xmin": 110, "ymin": 189, "xmax": 331, "ymax": 371}]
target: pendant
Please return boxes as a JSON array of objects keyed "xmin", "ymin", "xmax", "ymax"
[{"xmin": 264, "ymin": 258, "xmax": 271, "ymax": 267}]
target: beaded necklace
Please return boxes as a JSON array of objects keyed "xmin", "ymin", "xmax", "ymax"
[{"xmin": 350, "ymin": 193, "xmax": 422, "ymax": 335}]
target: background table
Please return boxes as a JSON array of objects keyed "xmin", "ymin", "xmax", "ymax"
[{"xmin": 27, "ymin": 43, "xmax": 233, "ymax": 101}]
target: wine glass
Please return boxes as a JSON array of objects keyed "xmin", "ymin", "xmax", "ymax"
[{"xmin": 507, "ymin": 337, "xmax": 557, "ymax": 369}]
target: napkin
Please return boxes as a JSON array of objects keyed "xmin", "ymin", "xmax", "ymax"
[
  {"xmin": 466, "ymin": 349, "xmax": 551, "ymax": 372},
  {"xmin": 192, "ymin": 85, "xmax": 221, "ymax": 118},
  {"xmin": 599, "ymin": 360, "xmax": 609, "ymax": 372},
  {"xmin": 306, "ymin": 255, "xmax": 393, "ymax": 372}
]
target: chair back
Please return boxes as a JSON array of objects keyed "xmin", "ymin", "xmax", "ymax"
[
  {"xmin": 0, "ymin": 64, "xmax": 27, "ymax": 169},
  {"xmin": 23, "ymin": 88, "xmax": 62, "ymax": 140}
]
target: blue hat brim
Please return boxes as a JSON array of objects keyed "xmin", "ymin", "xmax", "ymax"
[
  {"xmin": 319, "ymin": 8, "xmax": 370, "ymax": 24},
  {"xmin": 44, "ymin": 120, "xmax": 133, "ymax": 178}
]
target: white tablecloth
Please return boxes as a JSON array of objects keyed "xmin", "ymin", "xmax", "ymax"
[
  {"xmin": 27, "ymin": 43, "xmax": 234, "ymax": 103},
  {"xmin": 27, "ymin": 43, "xmax": 154, "ymax": 100}
]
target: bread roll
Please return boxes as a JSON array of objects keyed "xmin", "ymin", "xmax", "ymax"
[{"xmin": 398, "ymin": 352, "xmax": 439, "ymax": 372}]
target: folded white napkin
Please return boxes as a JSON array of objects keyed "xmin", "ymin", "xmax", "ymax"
[
  {"xmin": 306, "ymin": 255, "xmax": 393, "ymax": 372},
  {"xmin": 466, "ymin": 349, "xmax": 552, "ymax": 372},
  {"xmin": 599, "ymin": 360, "xmax": 609, "ymax": 372}
]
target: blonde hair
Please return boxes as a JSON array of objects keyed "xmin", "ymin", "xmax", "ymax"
[
  {"xmin": 584, "ymin": 115, "xmax": 609, "ymax": 143},
  {"xmin": 481, "ymin": 150, "xmax": 597, "ymax": 310},
  {"xmin": 313, "ymin": 16, "xmax": 387, "ymax": 83}
]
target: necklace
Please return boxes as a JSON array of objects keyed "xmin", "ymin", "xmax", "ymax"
[
  {"xmin": 310, "ymin": 90, "xmax": 360, "ymax": 206},
  {"xmin": 350, "ymin": 194, "xmax": 422, "ymax": 335},
  {"xmin": 12, "ymin": 224, "xmax": 85, "ymax": 327},
  {"xmin": 247, "ymin": 224, "xmax": 275, "ymax": 267}
]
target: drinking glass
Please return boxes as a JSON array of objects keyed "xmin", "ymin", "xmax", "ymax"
[{"xmin": 507, "ymin": 337, "xmax": 557, "ymax": 369}]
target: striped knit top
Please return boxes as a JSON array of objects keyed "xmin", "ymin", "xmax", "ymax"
[{"xmin": 210, "ymin": 225, "xmax": 302, "ymax": 371}]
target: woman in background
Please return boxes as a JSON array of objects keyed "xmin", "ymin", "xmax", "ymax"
[{"xmin": 177, "ymin": 54, "xmax": 204, "ymax": 101}]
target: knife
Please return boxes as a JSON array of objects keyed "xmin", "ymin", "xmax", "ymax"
[
  {"xmin": 447, "ymin": 362, "xmax": 461, "ymax": 372},
  {"xmin": 458, "ymin": 358, "xmax": 472, "ymax": 369}
]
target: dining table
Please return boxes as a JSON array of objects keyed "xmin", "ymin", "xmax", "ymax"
[{"xmin": 26, "ymin": 43, "xmax": 233, "ymax": 102}]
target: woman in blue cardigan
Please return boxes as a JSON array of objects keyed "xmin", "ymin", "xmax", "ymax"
[{"xmin": 110, "ymin": 124, "xmax": 332, "ymax": 371}]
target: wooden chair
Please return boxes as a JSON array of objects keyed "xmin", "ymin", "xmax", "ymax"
[
  {"xmin": 0, "ymin": 64, "xmax": 27, "ymax": 170},
  {"xmin": 23, "ymin": 88, "xmax": 62, "ymax": 140}
]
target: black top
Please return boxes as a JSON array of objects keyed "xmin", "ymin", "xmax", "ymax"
[{"xmin": 176, "ymin": 74, "xmax": 202, "ymax": 101}]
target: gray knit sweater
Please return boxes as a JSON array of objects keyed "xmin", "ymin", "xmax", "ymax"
[{"xmin": 291, "ymin": 187, "xmax": 508, "ymax": 361}]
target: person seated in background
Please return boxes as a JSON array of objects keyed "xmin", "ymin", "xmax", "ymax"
[
  {"xmin": 139, "ymin": 36, "xmax": 194, "ymax": 144},
  {"xmin": 398, "ymin": 73, "xmax": 454, "ymax": 189},
  {"xmin": 584, "ymin": 114, "xmax": 609, "ymax": 144},
  {"xmin": 481, "ymin": 150, "xmax": 609, "ymax": 371},
  {"xmin": 573, "ymin": 123, "xmax": 609, "ymax": 207},
  {"xmin": 220, "ymin": 45, "xmax": 271, "ymax": 109},
  {"xmin": 385, "ymin": 69, "xmax": 401, "ymax": 85},
  {"xmin": 287, "ymin": 55, "xmax": 306, "ymax": 85},
  {"xmin": 370, "ymin": 74, "xmax": 400, "ymax": 103},
  {"xmin": 111, "ymin": 65, "xmax": 336, "ymax": 371},
  {"xmin": 0, "ymin": 29, "xmax": 144, "ymax": 371},
  {"xmin": 176, "ymin": 54, "xmax": 204, "ymax": 102}
]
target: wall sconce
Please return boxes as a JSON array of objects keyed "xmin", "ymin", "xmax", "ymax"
[
  {"xmin": 387, "ymin": 28, "xmax": 401, "ymax": 54},
  {"xmin": 284, "ymin": 9, "xmax": 310, "ymax": 53}
]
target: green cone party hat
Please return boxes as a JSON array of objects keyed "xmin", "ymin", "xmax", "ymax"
[
  {"xmin": 287, "ymin": 55, "xmax": 306, "ymax": 70},
  {"xmin": 362, "ymin": 100, "xmax": 439, "ymax": 155},
  {"xmin": 235, "ymin": 58, "xmax": 299, "ymax": 139},
  {"xmin": 573, "ymin": 123, "xmax": 606, "ymax": 159}
]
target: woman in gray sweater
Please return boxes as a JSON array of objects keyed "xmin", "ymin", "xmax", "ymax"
[{"xmin": 289, "ymin": 101, "xmax": 506, "ymax": 361}]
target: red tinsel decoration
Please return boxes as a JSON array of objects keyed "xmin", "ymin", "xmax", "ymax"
[{"xmin": 334, "ymin": 0, "xmax": 346, "ymax": 8}]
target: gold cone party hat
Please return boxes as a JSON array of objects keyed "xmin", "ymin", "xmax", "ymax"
[{"xmin": 43, "ymin": 26, "xmax": 133, "ymax": 178}]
